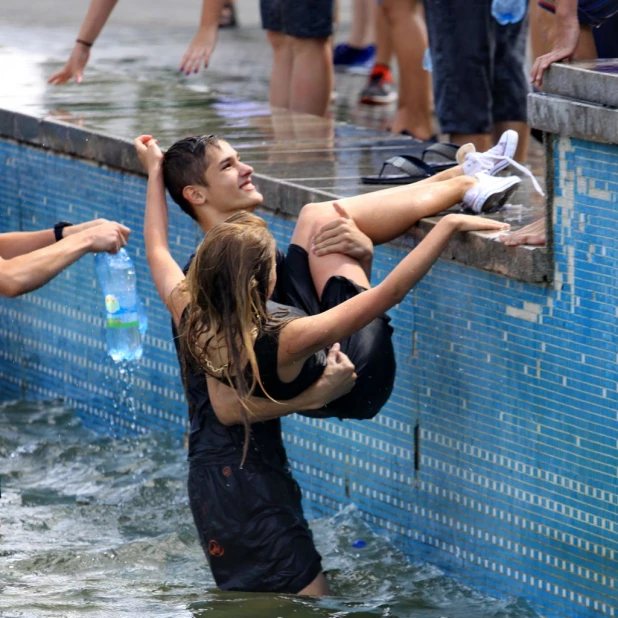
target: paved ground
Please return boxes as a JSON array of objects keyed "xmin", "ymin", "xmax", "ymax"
[{"xmin": 1, "ymin": 0, "xmax": 544, "ymax": 220}]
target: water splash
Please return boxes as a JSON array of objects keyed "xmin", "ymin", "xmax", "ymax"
[{"xmin": 0, "ymin": 402, "xmax": 538, "ymax": 618}]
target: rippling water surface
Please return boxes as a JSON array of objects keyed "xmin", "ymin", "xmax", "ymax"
[{"xmin": 0, "ymin": 400, "xmax": 538, "ymax": 618}]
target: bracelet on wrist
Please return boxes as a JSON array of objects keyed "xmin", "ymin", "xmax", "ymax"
[
  {"xmin": 54, "ymin": 221, "xmax": 74, "ymax": 242},
  {"xmin": 76, "ymin": 38, "xmax": 93, "ymax": 48}
]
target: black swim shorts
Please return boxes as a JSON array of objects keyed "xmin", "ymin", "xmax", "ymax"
[
  {"xmin": 281, "ymin": 243, "xmax": 396, "ymax": 421},
  {"xmin": 188, "ymin": 459, "xmax": 322, "ymax": 593}
]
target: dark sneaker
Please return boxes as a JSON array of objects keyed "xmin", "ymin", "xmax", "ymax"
[
  {"xmin": 359, "ymin": 65, "xmax": 397, "ymax": 105},
  {"xmin": 333, "ymin": 44, "xmax": 376, "ymax": 74}
]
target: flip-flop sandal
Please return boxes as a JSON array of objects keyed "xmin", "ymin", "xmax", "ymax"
[
  {"xmin": 421, "ymin": 141, "xmax": 460, "ymax": 168},
  {"xmin": 361, "ymin": 142, "xmax": 459, "ymax": 185}
]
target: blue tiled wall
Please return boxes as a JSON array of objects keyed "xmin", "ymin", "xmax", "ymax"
[{"xmin": 1, "ymin": 137, "xmax": 617, "ymax": 618}]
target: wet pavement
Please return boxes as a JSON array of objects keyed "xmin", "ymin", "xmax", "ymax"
[{"xmin": 1, "ymin": 0, "xmax": 545, "ymax": 223}]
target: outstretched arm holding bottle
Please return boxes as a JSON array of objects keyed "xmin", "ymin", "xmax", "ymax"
[{"xmin": 0, "ymin": 219, "xmax": 130, "ymax": 298}]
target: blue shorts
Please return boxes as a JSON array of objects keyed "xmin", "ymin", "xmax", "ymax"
[
  {"xmin": 538, "ymin": 0, "xmax": 618, "ymax": 26},
  {"xmin": 259, "ymin": 0, "xmax": 334, "ymax": 38},
  {"xmin": 424, "ymin": 0, "xmax": 529, "ymax": 135}
]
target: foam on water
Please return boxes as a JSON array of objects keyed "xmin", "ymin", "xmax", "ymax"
[{"xmin": 0, "ymin": 400, "xmax": 538, "ymax": 618}]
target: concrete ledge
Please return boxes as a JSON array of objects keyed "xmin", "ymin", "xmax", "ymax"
[
  {"xmin": 542, "ymin": 60, "xmax": 618, "ymax": 109},
  {"xmin": 528, "ymin": 93, "xmax": 618, "ymax": 144},
  {"xmin": 0, "ymin": 107, "xmax": 551, "ymax": 285},
  {"xmin": 415, "ymin": 219, "xmax": 552, "ymax": 283}
]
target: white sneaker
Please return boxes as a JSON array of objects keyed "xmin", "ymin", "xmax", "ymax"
[
  {"xmin": 460, "ymin": 129, "xmax": 519, "ymax": 176},
  {"xmin": 463, "ymin": 172, "xmax": 521, "ymax": 214},
  {"xmin": 459, "ymin": 130, "xmax": 545, "ymax": 197}
]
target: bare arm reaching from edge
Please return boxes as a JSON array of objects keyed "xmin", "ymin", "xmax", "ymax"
[
  {"xmin": 48, "ymin": 0, "xmax": 224, "ymax": 84},
  {"xmin": 530, "ymin": 0, "xmax": 580, "ymax": 87},
  {"xmin": 0, "ymin": 221, "xmax": 130, "ymax": 298},
  {"xmin": 48, "ymin": 0, "xmax": 118, "ymax": 85},
  {"xmin": 179, "ymin": 0, "xmax": 225, "ymax": 74},
  {"xmin": 0, "ymin": 219, "xmax": 122, "ymax": 259}
]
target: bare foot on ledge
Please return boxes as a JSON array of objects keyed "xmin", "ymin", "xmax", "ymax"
[{"xmin": 501, "ymin": 217, "xmax": 546, "ymax": 246}]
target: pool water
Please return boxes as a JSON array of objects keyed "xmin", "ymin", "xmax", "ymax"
[{"xmin": 0, "ymin": 400, "xmax": 537, "ymax": 618}]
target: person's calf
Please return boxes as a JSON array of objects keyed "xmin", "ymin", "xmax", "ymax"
[{"xmin": 289, "ymin": 36, "xmax": 333, "ymax": 116}]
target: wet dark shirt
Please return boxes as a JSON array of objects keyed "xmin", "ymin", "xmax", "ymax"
[{"xmin": 173, "ymin": 250, "xmax": 289, "ymax": 467}]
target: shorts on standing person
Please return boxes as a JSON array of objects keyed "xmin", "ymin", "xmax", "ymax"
[
  {"xmin": 259, "ymin": 0, "xmax": 334, "ymax": 38},
  {"xmin": 423, "ymin": 0, "xmax": 530, "ymax": 135},
  {"xmin": 538, "ymin": 0, "xmax": 618, "ymax": 26}
]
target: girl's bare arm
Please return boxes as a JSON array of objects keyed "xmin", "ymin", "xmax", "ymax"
[{"xmin": 279, "ymin": 214, "xmax": 509, "ymax": 364}]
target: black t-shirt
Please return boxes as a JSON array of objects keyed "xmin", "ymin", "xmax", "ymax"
[{"xmin": 173, "ymin": 249, "xmax": 289, "ymax": 466}]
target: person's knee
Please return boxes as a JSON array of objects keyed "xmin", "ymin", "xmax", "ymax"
[
  {"xmin": 298, "ymin": 202, "xmax": 335, "ymax": 226},
  {"xmin": 289, "ymin": 36, "xmax": 330, "ymax": 55},
  {"xmin": 293, "ymin": 202, "xmax": 338, "ymax": 244},
  {"xmin": 267, "ymin": 30, "xmax": 289, "ymax": 52},
  {"xmin": 380, "ymin": 0, "xmax": 411, "ymax": 21}
]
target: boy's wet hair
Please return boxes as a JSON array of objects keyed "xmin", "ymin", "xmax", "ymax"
[{"xmin": 162, "ymin": 135, "xmax": 221, "ymax": 220}]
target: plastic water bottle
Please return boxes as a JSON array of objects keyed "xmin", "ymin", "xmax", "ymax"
[
  {"xmin": 491, "ymin": 0, "xmax": 526, "ymax": 24},
  {"xmin": 422, "ymin": 47, "xmax": 433, "ymax": 73},
  {"xmin": 95, "ymin": 249, "xmax": 143, "ymax": 362}
]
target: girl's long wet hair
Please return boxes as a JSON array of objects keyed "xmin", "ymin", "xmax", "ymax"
[{"xmin": 181, "ymin": 212, "xmax": 282, "ymax": 464}]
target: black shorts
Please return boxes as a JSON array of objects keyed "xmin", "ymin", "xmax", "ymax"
[
  {"xmin": 188, "ymin": 459, "xmax": 322, "ymax": 593},
  {"xmin": 259, "ymin": 0, "xmax": 334, "ymax": 38},
  {"xmin": 424, "ymin": 0, "xmax": 529, "ymax": 134},
  {"xmin": 281, "ymin": 244, "xmax": 396, "ymax": 421},
  {"xmin": 538, "ymin": 0, "xmax": 618, "ymax": 26}
]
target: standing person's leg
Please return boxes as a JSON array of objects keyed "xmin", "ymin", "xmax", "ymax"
[
  {"xmin": 285, "ymin": 0, "xmax": 335, "ymax": 116},
  {"xmin": 381, "ymin": 0, "xmax": 433, "ymax": 140},
  {"xmin": 289, "ymin": 36, "xmax": 334, "ymax": 115},
  {"xmin": 260, "ymin": 0, "xmax": 294, "ymax": 109},
  {"xmin": 333, "ymin": 0, "xmax": 376, "ymax": 71},
  {"xmin": 267, "ymin": 32, "xmax": 294, "ymax": 109},
  {"xmin": 492, "ymin": 13, "xmax": 530, "ymax": 162},
  {"xmin": 347, "ymin": 0, "xmax": 376, "ymax": 48},
  {"xmin": 360, "ymin": 4, "xmax": 398, "ymax": 106},
  {"xmin": 424, "ymin": 0, "xmax": 493, "ymax": 152}
]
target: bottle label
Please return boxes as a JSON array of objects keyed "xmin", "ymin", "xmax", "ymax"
[{"xmin": 105, "ymin": 294, "xmax": 139, "ymax": 329}]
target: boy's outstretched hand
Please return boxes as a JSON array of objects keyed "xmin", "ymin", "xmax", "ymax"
[{"xmin": 134, "ymin": 135, "xmax": 163, "ymax": 174}]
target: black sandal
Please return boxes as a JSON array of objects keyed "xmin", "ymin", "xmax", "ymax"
[{"xmin": 361, "ymin": 142, "xmax": 459, "ymax": 185}]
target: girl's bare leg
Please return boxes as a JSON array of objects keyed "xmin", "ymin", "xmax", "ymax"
[
  {"xmin": 294, "ymin": 166, "xmax": 466, "ymax": 245},
  {"xmin": 291, "ymin": 175, "xmax": 477, "ymax": 294},
  {"xmin": 297, "ymin": 572, "xmax": 332, "ymax": 596}
]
